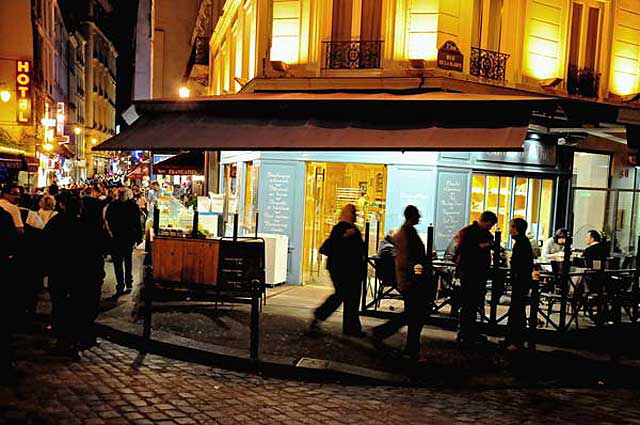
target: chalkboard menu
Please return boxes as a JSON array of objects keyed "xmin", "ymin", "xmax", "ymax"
[
  {"xmin": 262, "ymin": 169, "xmax": 292, "ymax": 235},
  {"xmin": 435, "ymin": 172, "xmax": 469, "ymax": 250},
  {"xmin": 217, "ymin": 239, "xmax": 265, "ymax": 292}
]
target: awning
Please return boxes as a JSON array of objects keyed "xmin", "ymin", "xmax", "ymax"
[
  {"xmin": 127, "ymin": 162, "xmax": 150, "ymax": 179},
  {"xmin": 154, "ymin": 151, "xmax": 204, "ymax": 175},
  {"xmin": 0, "ymin": 153, "xmax": 23, "ymax": 169},
  {"xmin": 94, "ymin": 92, "xmax": 556, "ymax": 151},
  {"xmin": 23, "ymin": 155, "xmax": 38, "ymax": 172}
]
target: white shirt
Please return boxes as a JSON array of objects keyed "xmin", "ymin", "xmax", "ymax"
[
  {"xmin": 0, "ymin": 199, "xmax": 24, "ymax": 229},
  {"xmin": 37, "ymin": 209, "xmax": 58, "ymax": 227}
]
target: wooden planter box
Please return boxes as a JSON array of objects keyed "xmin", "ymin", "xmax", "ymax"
[{"xmin": 152, "ymin": 237, "xmax": 220, "ymax": 285}]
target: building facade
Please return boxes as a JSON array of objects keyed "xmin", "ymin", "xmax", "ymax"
[{"xmin": 189, "ymin": 0, "xmax": 640, "ymax": 285}]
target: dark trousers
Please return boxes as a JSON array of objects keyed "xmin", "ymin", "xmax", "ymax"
[
  {"xmin": 314, "ymin": 274, "xmax": 362, "ymax": 335},
  {"xmin": 506, "ymin": 280, "xmax": 530, "ymax": 346},
  {"xmin": 48, "ymin": 278, "xmax": 73, "ymax": 341},
  {"xmin": 458, "ymin": 271, "xmax": 488, "ymax": 339},
  {"xmin": 112, "ymin": 243, "xmax": 133, "ymax": 292},
  {"xmin": 373, "ymin": 284, "xmax": 429, "ymax": 356},
  {"xmin": 1, "ymin": 260, "xmax": 18, "ymax": 367}
]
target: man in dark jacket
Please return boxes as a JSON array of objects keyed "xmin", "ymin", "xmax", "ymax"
[
  {"xmin": 105, "ymin": 188, "xmax": 143, "ymax": 296},
  {"xmin": 372, "ymin": 205, "xmax": 430, "ymax": 360},
  {"xmin": 1, "ymin": 207, "xmax": 18, "ymax": 378},
  {"xmin": 583, "ymin": 230, "xmax": 607, "ymax": 266},
  {"xmin": 454, "ymin": 211, "xmax": 497, "ymax": 345},
  {"xmin": 310, "ymin": 204, "xmax": 366, "ymax": 337},
  {"xmin": 503, "ymin": 218, "xmax": 534, "ymax": 351}
]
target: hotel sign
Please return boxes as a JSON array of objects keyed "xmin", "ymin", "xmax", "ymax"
[
  {"xmin": 437, "ymin": 41, "xmax": 463, "ymax": 72},
  {"xmin": 16, "ymin": 60, "xmax": 32, "ymax": 125}
]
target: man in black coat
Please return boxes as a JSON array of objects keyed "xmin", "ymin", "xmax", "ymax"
[
  {"xmin": 503, "ymin": 218, "xmax": 534, "ymax": 351},
  {"xmin": 583, "ymin": 230, "xmax": 607, "ymax": 266},
  {"xmin": 105, "ymin": 188, "xmax": 143, "ymax": 296}
]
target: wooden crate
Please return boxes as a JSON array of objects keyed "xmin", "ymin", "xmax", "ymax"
[{"xmin": 152, "ymin": 237, "xmax": 219, "ymax": 285}]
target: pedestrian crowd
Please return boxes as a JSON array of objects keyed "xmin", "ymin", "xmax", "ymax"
[
  {"xmin": 1, "ymin": 180, "xmax": 147, "ymax": 377},
  {"xmin": 310, "ymin": 204, "xmax": 610, "ymax": 362}
]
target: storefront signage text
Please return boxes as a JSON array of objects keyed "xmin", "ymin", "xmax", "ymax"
[
  {"xmin": 437, "ymin": 41, "xmax": 464, "ymax": 72},
  {"xmin": 477, "ymin": 139, "xmax": 557, "ymax": 167},
  {"xmin": 56, "ymin": 102, "xmax": 65, "ymax": 135},
  {"xmin": 16, "ymin": 60, "xmax": 32, "ymax": 125}
]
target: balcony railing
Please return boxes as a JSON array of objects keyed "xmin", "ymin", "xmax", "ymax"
[
  {"xmin": 470, "ymin": 47, "xmax": 510, "ymax": 81},
  {"xmin": 567, "ymin": 64, "xmax": 600, "ymax": 98},
  {"xmin": 322, "ymin": 40, "xmax": 383, "ymax": 70}
]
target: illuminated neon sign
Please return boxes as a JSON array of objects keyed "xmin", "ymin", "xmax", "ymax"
[{"xmin": 16, "ymin": 60, "xmax": 32, "ymax": 124}]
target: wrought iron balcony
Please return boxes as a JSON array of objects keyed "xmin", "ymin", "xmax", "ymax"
[
  {"xmin": 322, "ymin": 40, "xmax": 383, "ymax": 70},
  {"xmin": 470, "ymin": 47, "xmax": 510, "ymax": 81},
  {"xmin": 567, "ymin": 64, "xmax": 600, "ymax": 98}
]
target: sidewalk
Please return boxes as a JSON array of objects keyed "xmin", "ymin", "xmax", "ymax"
[{"xmin": 91, "ymin": 250, "xmax": 640, "ymax": 389}]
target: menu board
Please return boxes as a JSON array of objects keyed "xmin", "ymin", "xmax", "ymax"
[
  {"xmin": 435, "ymin": 171, "xmax": 469, "ymax": 250},
  {"xmin": 262, "ymin": 169, "xmax": 293, "ymax": 235},
  {"xmin": 217, "ymin": 239, "xmax": 265, "ymax": 292}
]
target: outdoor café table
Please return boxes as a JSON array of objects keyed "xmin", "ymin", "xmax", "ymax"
[{"xmin": 537, "ymin": 268, "xmax": 636, "ymax": 330}]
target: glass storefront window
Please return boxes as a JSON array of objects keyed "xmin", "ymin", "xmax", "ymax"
[
  {"xmin": 573, "ymin": 152, "xmax": 610, "ymax": 188},
  {"xmin": 242, "ymin": 161, "xmax": 259, "ymax": 235},
  {"xmin": 470, "ymin": 173, "xmax": 554, "ymax": 246}
]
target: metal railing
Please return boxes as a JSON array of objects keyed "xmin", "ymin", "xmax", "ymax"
[
  {"xmin": 322, "ymin": 40, "xmax": 383, "ymax": 70},
  {"xmin": 470, "ymin": 47, "xmax": 510, "ymax": 81},
  {"xmin": 567, "ymin": 64, "xmax": 601, "ymax": 98}
]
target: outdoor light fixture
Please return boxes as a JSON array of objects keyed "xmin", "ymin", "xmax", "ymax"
[
  {"xmin": 622, "ymin": 93, "xmax": 640, "ymax": 103},
  {"xmin": 91, "ymin": 138, "xmax": 97, "ymax": 145},
  {"xmin": 539, "ymin": 77, "xmax": 563, "ymax": 88},
  {"xmin": 178, "ymin": 86, "xmax": 191, "ymax": 98},
  {"xmin": 74, "ymin": 127, "xmax": 82, "ymax": 135},
  {"xmin": 0, "ymin": 90, "xmax": 10, "ymax": 103}
]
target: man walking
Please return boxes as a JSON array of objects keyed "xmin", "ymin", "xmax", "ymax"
[
  {"xmin": 372, "ymin": 205, "xmax": 431, "ymax": 360},
  {"xmin": 454, "ymin": 211, "xmax": 497, "ymax": 346},
  {"xmin": 105, "ymin": 188, "xmax": 143, "ymax": 296}
]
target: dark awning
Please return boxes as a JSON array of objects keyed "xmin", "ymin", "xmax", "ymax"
[
  {"xmin": 0, "ymin": 153, "xmax": 24, "ymax": 169},
  {"xmin": 154, "ymin": 151, "xmax": 204, "ymax": 175},
  {"xmin": 94, "ymin": 92, "xmax": 556, "ymax": 152},
  {"xmin": 23, "ymin": 155, "xmax": 38, "ymax": 172},
  {"xmin": 127, "ymin": 162, "xmax": 150, "ymax": 179}
]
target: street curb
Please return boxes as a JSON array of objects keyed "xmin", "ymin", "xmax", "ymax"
[{"xmin": 95, "ymin": 318, "xmax": 412, "ymax": 386}]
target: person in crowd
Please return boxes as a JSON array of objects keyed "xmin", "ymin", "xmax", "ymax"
[
  {"xmin": 147, "ymin": 181, "xmax": 160, "ymax": 210},
  {"xmin": 503, "ymin": 218, "xmax": 534, "ymax": 352},
  {"xmin": 0, "ymin": 184, "xmax": 24, "ymax": 235},
  {"xmin": 583, "ymin": 230, "xmax": 607, "ymax": 264},
  {"xmin": 454, "ymin": 210, "xmax": 498, "ymax": 346},
  {"xmin": 309, "ymin": 204, "xmax": 366, "ymax": 337},
  {"xmin": 105, "ymin": 188, "xmax": 143, "ymax": 296},
  {"xmin": 37, "ymin": 195, "xmax": 58, "ymax": 228},
  {"xmin": 131, "ymin": 184, "xmax": 148, "ymax": 218},
  {"xmin": 48, "ymin": 183, "xmax": 59, "ymax": 197},
  {"xmin": 0, "ymin": 203, "xmax": 19, "ymax": 379},
  {"xmin": 542, "ymin": 228, "xmax": 567, "ymax": 259},
  {"xmin": 372, "ymin": 206, "xmax": 431, "ymax": 361}
]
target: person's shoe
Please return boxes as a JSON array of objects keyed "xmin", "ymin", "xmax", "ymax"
[{"xmin": 305, "ymin": 319, "xmax": 322, "ymax": 337}]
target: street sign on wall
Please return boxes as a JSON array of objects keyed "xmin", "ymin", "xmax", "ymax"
[{"xmin": 437, "ymin": 41, "xmax": 464, "ymax": 72}]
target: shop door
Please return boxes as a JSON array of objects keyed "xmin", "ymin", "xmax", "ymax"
[{"xmin": 302, "ymin": 162, "xmax": 387, "ymax": 285}]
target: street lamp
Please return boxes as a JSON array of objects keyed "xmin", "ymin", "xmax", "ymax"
[
  {"xmin": 74, "ymin": 127, "xmax": 82, "ymax": 135},
  {"xmin": 178, "ymin": 86, "xmax": 191, "ymax": 98},
  {"xmin": 91, "ymin": 138, "xmax": 97, "ymax": 145},
  {"xmin": 0, "ymin": 90, "xmax": 10, "ymax": 103}
]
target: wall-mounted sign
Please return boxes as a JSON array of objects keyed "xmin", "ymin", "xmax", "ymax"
[
  {"xmin": 16, "ymin": 60, "xmax": 32, "ymax": 124},
  {"xmin": 56, "ymin": 102, "xmax": 65, "ymax": 135},
  {"xmin": 437, "ymin": 41, "xmax": 464, "ymax": 72},
  {"xmin": 477, "ymin": 139, "xmax": 557, "ymax": 167}
]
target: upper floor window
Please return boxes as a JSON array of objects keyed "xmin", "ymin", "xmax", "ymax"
[
  {"xmin": 270, "ymin": 0, "xmax": 301, "ymax": 64},
  {"xmin": 567, "ymin": 1, "xmax": 604, "ymax": 97},
  {"xmin": 471, "ymin": 0, "xmax": 503, "ymax": 52}
]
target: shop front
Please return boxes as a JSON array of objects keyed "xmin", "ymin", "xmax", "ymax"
[{"xmin": 220, "ymin": 137, "xmax": 568, "ymax": 285}]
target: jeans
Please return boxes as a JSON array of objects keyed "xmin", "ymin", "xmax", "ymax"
[
  {"xmin": 112, "ymin": 243, "xmax": 133, "ymax": 292},
  {"xmin": 314, "ymin": 273, "xmax": 362, "ymax": 335},
  {"xmin": 373, "ymin": 284, "xmax": 430, "ymax": 357},
  {"xmin": 458, "ymin": 271, "xmax": 488, "ymax": 339}
]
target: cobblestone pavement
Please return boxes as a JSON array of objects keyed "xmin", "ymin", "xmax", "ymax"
[{"xmin": 2, "ymin": 339, "xmax": 640, "ymax": 425}]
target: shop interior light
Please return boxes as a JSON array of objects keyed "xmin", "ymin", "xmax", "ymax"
[
  {"xmin": 0, "ymin": 90, "xmax": 11, "ymax": 103},
  {"xmin": 74, "ymin": 127, "xmax": 82, "ymax": 135},
  {"xmin": 178, "ymin": 86, "xmax": 191, "ymax": 98}
]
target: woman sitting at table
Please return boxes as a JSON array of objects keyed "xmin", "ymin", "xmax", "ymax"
[
  {"xmin": 503, "ymin": 218, "xmax": 534, "ymax": 352},
  {"xmin": 541, "ymin": 228, "xmax": 567, "ymax": 260}
]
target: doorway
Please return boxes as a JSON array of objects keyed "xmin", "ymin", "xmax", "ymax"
[{"xmin": 302, "ymin": 161, "xmax": 387, "ymax": 285}]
